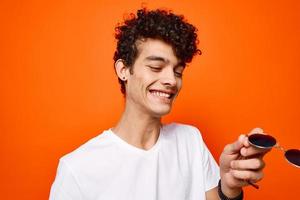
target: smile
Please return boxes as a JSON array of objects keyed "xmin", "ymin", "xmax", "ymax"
[{"xmin": 149, "ymin": 89, "xmax": 175, "ymax": 100}]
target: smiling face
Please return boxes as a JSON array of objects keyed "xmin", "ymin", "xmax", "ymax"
[{"xmin": 124, "ymin": 38, "xmax": 185, "ymax": 118}]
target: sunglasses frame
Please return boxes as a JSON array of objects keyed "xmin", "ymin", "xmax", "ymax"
[
  {"xmin": 248, "ymin": 133, "xmax": 300, "ymax": 168},
  {"xmin": 242, "ymin": 133, "xmax": 300, "ymax": 189}
]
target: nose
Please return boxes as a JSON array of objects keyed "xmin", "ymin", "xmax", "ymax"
[{"xmin": 160, "ymin": 67, "xmax": 177, "ymax": 87}]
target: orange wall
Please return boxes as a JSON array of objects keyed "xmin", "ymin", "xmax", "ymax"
[{"xmin": 1, "ymin": 0, "xmax": 299, "ymax": 199}]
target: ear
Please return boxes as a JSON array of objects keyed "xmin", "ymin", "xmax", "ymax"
[{"xmin": 114, "ymin": 59, "xmax": 129, "ymax": 81}]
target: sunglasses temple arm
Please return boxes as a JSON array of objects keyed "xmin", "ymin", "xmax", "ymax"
[
  {"xmin": 274, "ymin": 143, "xmax": 286, "ymax": 152},
  {"xmin": 247, "ymin": 180, "xmax": 259, "ymax": 189}
]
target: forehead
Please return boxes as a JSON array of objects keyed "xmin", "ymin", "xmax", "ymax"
[{"xmin": 135, "ymin": 38, "xmax": 179, "ymax": 64}]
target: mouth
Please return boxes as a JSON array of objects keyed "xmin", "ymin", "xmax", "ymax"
[{"xmin": 148, "ymin": 89, "xmax": 176, "ymax": 102}]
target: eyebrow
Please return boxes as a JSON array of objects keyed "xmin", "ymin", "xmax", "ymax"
[{"xmin": 144, "ymin": 56, "xmax": 169, "ymax": 63}]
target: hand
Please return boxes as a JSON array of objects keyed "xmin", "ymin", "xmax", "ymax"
[{"xmin": 219, "ymin": 128, "xmax": 270, "ymax": 198}]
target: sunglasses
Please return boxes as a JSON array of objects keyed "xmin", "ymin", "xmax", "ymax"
[{"xmin": 245, "ymin": 133, "xmax": 300, "ymax": 189}]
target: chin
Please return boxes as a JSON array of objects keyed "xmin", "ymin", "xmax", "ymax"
[{"xmin": 150, "ymin": 105, "xmax": 172, "ymax": 117}]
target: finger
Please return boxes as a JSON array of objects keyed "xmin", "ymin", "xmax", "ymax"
[
  {"xmin": 226, "ymin": 178, "xmax": 259, "ymax": 188},
  {"xmin": 249, "ymin": 127, "xmax": 264, "ymax": 135},
  {"xmin": 240, "ymin": 145, "xmax": 271, "ymax": 157},
  {"xmin": 231, "ymin": 158, "xmax": 265, "ymax": 170},
  {"xmin": 222, "ymin": 174, "xmax": 249, "ymax": 188},
  {"xmin": 230, "ymin": 169, "xmax": 264, "ymax": 183},
  {"xmin": 223, "ymin": 135, "xmax": 246, "ymax": 155}
]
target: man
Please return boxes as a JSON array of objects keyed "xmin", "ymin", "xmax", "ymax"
[{"xmin": 50, "ymin": 8, "xmax": 268, "ymax": 200}]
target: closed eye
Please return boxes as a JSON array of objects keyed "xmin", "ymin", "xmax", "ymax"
[
  {"xmin": 174, "ymin": 66, "xmax": 184, "ymax": 78},
  {"xmin": 174, "ymin": 71, "xmax": 183, "ymax": 78},
  {"xmin": 147, "ymin": 65, "xmax": 162, "ymax": 72},
  {"xmin": 147, "ymin": 65, "xmax": 183, "ymax": 78}
]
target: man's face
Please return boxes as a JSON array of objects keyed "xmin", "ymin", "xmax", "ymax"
[{"xmin": 125, "ymin": 38, "xmax": 184, "ymax": 118}]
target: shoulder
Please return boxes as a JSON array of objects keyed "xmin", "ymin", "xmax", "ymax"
[
  {"xmin": 59, "ymin": 129, "xmax": 116, "ymax": 170},
  {"xmin": 51, "ymin": 130, "xmax": 117, "ymax": 198},
  {"xmin": 162, "ymin": 122, "xmax": 205, "ymax": 148},
  {"xmin": 162, "ymin": 122, "xmax": 204, "ymax": 140}
]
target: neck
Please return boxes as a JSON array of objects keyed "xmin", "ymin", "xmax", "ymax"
[{"xmin": 112, "ymin": 102, "xmax": 162, "ymax": 150}]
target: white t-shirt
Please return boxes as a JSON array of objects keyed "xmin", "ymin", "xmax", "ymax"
[{"xmin": 49, "ymin": 123, "xmax": 220, "ymax": 200}]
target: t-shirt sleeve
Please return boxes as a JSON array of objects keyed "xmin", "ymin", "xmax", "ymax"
[
  {"xmin": 201, "ymin": 139, "xmax": 220, "ymax": 191},
  {"xmin": 49, "ymin": 160, "xmax": 83, "ymax": 200},
  {"xmin": 193, "ymin": 127, "xmax": 220, "ymax": 191}
]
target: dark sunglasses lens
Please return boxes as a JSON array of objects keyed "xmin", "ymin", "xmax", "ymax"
[
  {"xmin": 285, "ymin": 149, "xmax": 300, "ymax": 167},
  {"xmin": 248, "ymin": 134, "xmax": 277, "ymax": 148}
]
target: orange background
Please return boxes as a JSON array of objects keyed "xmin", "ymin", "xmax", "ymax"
[{"xmin": 1, "ymin": 0, "xmax": 299, "ymax": 199}]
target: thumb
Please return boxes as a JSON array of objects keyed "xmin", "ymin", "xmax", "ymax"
[
  {"xmin": 223, "ymin": 134, "xmax": 246, "ymax": 155},
  {"xmin": 248, "ymin": 127, "xmax": 264, "ymax": 135}
]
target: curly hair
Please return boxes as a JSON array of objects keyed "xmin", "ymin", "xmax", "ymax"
[{"xmin": 114, "ymin": 8, "xmax": 201, "ymax": 94}]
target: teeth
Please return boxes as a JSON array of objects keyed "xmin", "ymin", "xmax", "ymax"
[{"xmin": 151, "ymin": 91, "xmax": 171, "ymax": 98}]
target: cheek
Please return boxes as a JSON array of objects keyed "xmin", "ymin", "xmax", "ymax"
[
  {"xmin": 136, "ymin": 73, "xmax": 154, "ymax": 88},
  {"xmin": 128, "ymin": 75, "xmax": 149, "ymax": 95}
]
